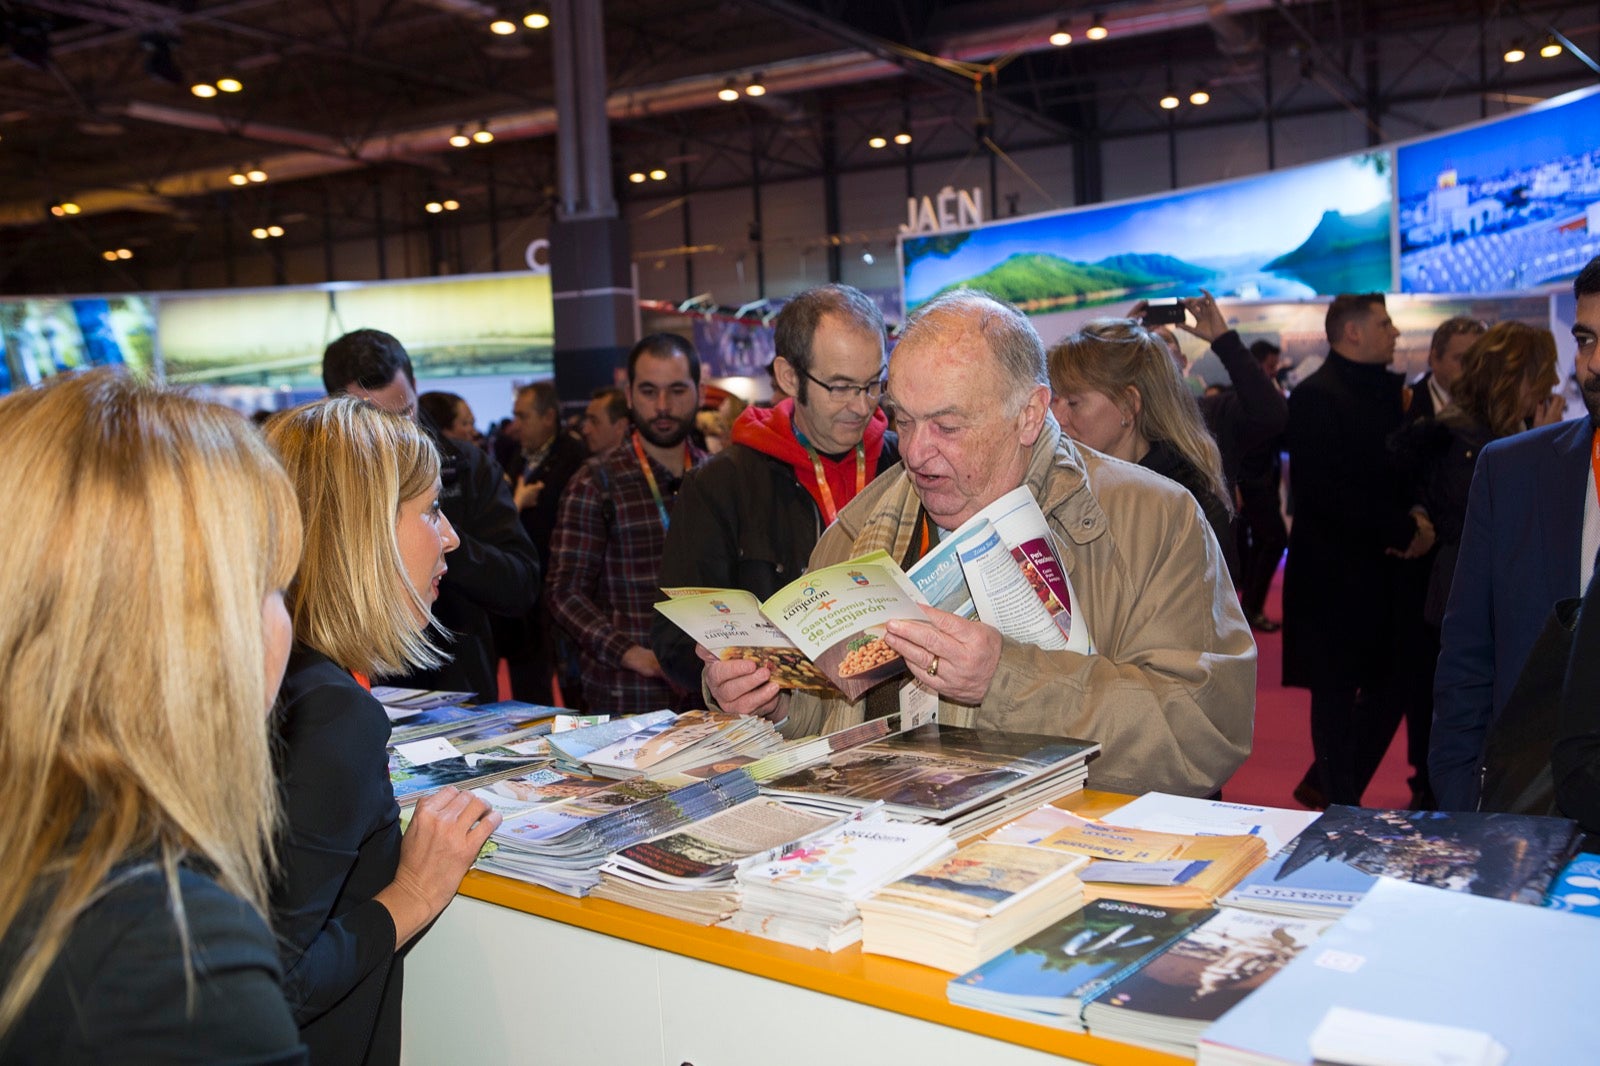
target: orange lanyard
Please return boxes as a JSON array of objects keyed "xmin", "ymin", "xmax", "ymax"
[
  {"xmin": 631, "ymin": 430, "xmax": 687, "ymax": 531},
  {"xmin": 1591, "ymin": 429, "xmax": 1600, "ymax": 509},
  {"xmin": 800, "ymin": 437, "xmax": 866, "ymax": 524},
  {"xmin": 350, "ymin": 671, "xmax": 371, "ymax": 692}
]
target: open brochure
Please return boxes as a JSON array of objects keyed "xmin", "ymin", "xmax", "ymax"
[
  {"xmin": 656, "ymin": 550, "xmax": 930, "ymax": 700},
  {"xmin": 906, "ymin": 484, "xmax": 1089, "ymax": 654}
]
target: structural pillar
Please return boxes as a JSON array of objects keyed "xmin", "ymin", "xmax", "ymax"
[{"xmin": 548, "ymin": 0, "xmax": 634, "ymax": 402}]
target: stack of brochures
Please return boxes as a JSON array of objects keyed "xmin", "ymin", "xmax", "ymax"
[
  {"xmin": 590, "ymin": 798, "xmax": 848, "ymax": 924},
  {"xmin": 1081, "ymin": 908, "xmax": 1332, "ymax": 1056},
  {"xmin": 758, "ymin": 724, "xmax": 1098, "ymax": 839},
  {"xmin": 1097, "ymin": 792, "xmax": 1323, "ymax": 859},
  {"xmin": 1219, "ymin": 804, "xmax": 1580, "ymax": 919},
  {"xmin": 372, "ymin": 685, "xmax": 477, "ymax": 721},
  {"xmin": 478, "ymin": 769, "xmax": 760, "ymax": 896},
  {"xmin": 725, "ymin": 810, "xmax": 954, "ymax": 951},
  {"xmin": 467, "ymin": 766, "xmax": 617, "ymax": 819},
  {"xmin": 947, "ymin": 897, "xmax": 1216, "ymax": 1032},
  {"xmin": 988, "ymin": 806, "xmax": 1266, "ymax": 908},
  {"xmin": 857, "ymin": 839, "xmax": 1089, "ymax": 973},
  {"xmin": 578, "ymin": 708, "xmax": 786, "ymax": 780},
  {"xmin": 1197, "ymin": 878, "xmax": 1600, "ymax": 1065},
  {"xmin": 545, "ymin": 710, "xmax": 678, "ymax": 773},
  {"xmin": 386, "ymin": 700, "xmax": 560, "ymax": 805}
]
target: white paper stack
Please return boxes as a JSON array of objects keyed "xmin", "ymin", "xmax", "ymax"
[{"xmin": 724, "ymin": 811, "xmax": 954, "ymax": 951}]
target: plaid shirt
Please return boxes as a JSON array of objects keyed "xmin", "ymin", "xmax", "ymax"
[{"xmin": 548, "ymin": 432, "xmax": 709, "ymax": 714}]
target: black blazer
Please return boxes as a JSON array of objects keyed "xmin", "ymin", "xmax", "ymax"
[
  {"xmin": 272, "ymin": 646, "xmax": 404, "ymax": 1066},
  {"xmin": 1, "ymin": 863, "xmax": 305, "ymax": 1064}
]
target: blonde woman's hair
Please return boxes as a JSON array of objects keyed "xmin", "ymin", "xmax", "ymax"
[
  {"xmin": 0, "ymin": 369, "xmax": 301, "ymax": 1036},
  {"xmin": 265, "ymin": 396, "xmax": 445, "ymax": 678},
  {"xmin": 1450, "ymin": 320, "xmax": 1560, "ymax": 438},
  {"xmin": 1049, "ymin": 318, "xmax": 1232, "ymax": 513}
]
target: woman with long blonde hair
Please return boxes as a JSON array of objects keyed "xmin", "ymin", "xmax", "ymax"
[
  {"xmin": 0, "ymin": 370, "xmax": 305, "ymax": 1062},
  {"xmin": 1048, "ymin": 317, "xmax": 1238, "ymax": 577},
  {"xmin": 264, "ymin": 397, "xmax": 497, "ymax": 1065}
]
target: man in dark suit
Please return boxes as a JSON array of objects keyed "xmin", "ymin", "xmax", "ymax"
[
  {"xmin": 1431, "ymin": 260, "xmax": 1600, "ymax": 811},
  {"xmin": 1283, "ymin": 293, "xmax": 1435, "ymax": 806},
  {"xmin": 1406, "ymin": 316, "xmax": 1485, "ymax": 423},
  {"xmin": 500, "ymin": 381, "xmax": 588, "ymax": 704}
]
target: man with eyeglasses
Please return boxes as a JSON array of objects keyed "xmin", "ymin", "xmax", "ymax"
[
  {"xmin": 702, "ymin": 289, "xmax": 1253, "ymax": 799},
  {"xmin": 651, "ymin": 284, "xmax": 899, "ymax": 693}
]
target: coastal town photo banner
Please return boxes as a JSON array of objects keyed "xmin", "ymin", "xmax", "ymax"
[{"xmin": 900, "ymin": 151, "xmax": 1395, "ymax": 317}]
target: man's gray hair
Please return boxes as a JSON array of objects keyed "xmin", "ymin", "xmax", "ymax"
[{"xmin": 899, "ymin": 290, "xmax": 1047, "ymax": 411}]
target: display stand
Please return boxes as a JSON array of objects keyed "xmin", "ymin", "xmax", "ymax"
[{"xmin": 401, "ymin": 790, "xmax": 1187, "ymax": 1065}]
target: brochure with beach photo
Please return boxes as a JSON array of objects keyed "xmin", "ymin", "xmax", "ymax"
[
  {"xmin": 905, "ymin": 485, "xmax": 1089, "ymax": 654},
  {"xmin": 655, "ymin": 551, "xmax": 930, "ymax": 701}
]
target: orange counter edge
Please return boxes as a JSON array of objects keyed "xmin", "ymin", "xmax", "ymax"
[{"xmin": 457, "ymin": 789, "xmax": 1189, "ymax": 1066}]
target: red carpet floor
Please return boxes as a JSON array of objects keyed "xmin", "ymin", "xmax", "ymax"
[{"xmin": 1222, "ymin": 566, "xmax": 1413, "ymax": 810}]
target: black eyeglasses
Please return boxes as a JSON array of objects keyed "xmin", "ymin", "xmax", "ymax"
[{"xmin": 802, "ymin": 368, "xmax": 886, "ymax": 401}]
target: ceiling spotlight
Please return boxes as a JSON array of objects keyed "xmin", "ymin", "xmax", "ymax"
[
  {"xmin": 745, "ymin": 74, "xmax": 766, "ymax": 97},
  {"xmin": 717, "ymin": 80, "xmax": 739, "ymax": 102},
  {"xmin": 489, "ymin": 19, "xmax": 517, "ymax": 35},
  {"xmin": 217, "ymin": 77, "xmax": 242, "ymax": 92},
  {"xmin": 246, "ymin": 168, "xmax": 267, "ymax": 182},
  {"xmin": 449, "ymin": 129, "xmax": 471, "ymax": 148},
  {"xmin": 1504, "ymin": 41, "xmax": 1526, "ymax": 63},
  {"xmin": 1540, "ymin": 35, "xmax": 1564, "ymax": 58},
  {"xmin": 862, "ymin": 249, "xmax": 875, "ymax": 265},
  {"xmin": 228, "ymin": 171, "xmax": 249, "ymax": 186},
  {"xmin": 425, "ymin": 201, "xmax": 444, "ymax": 214},
  {"xmin": 522, "ymin": 11, "xmax": 550, "ymax": 29},
  {"xmin": 648, "ymin": 168, "xmax": 667, "ymax": 181},
  {"xmin": 101, "ymin": 250, "xmax": 118, "ymax": 261},
  {"xmin": 1086, "ymin": 14, "xmax": 1108, "ymax": 40},
  {"xmin": 1190, "ymin": 88, "xmax": 1210, "ymax": 106},
  {"xmin": 116, "ymin": 248, "xmax": 132, "ymax": 259},
  {"xmin": 868, "ymin": 135, "xmax": 888, "ymax": 149},
  {"xmin": 267, "ymin": 225, "xmax": 283, "ymax": 237},
  {"xmin": 1160, "ymin": 93, "xmax": 1181, "ymax": 110},
  {"xmin": 191, "ymin": 82, "xmax": 218, "ymax": 98},
  {"xmin": 442, "ymin": 199, "xmax": 460, "ymax": 211},
  {"xmin": 893, "ymin": 132, "xmax": 912, "ymax": 145},
  {"xmin": 472, "ymin": 125, "xmax": 494, "ymax": 144},
  {"xmin": 628, "ymin": 171, "xmax": 647, "ymax": 183},
  {"xmin": 61, "ymin": 202, "xmax": 80, "ymax": 215},
  {"xmin": 251, "ymin": 227, "xmax": 269, "ymax": 239},
  {"xmin": 1049, "ymin": 29, "xmax": 1072, "ymax": 47}
]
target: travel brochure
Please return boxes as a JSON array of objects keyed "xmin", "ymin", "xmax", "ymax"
[
  {"xmin": 656, "ymin": 550, "xmax": 928, "ymax": 701},
  {"xmin": 758, "ymin": 724, "xmax": 1099, "ymax": 824},
  {"xmin": 655, "ymin": 488, "xmax": 1089, "ymax": 704}
]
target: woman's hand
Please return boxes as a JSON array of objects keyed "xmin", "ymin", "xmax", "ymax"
[{"xmin": 376, "ymin": 786, "xmax": 501, "ymax": 948}]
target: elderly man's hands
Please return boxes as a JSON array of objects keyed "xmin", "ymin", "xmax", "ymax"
[
  {"xmin": 697, "ymin": 644, "xmax": 788, "ymax": 721},
  {"xmin": 884, "ymin": 605, "xmax": 1003, "ymax": 705}
]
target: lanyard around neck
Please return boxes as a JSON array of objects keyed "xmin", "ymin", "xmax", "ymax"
[
  {"xmin": 631, "ymin": 430, "xmax": 686, "ymax": 531},
  {"xmin": 795, "ymin": 428, "xmax": 865, "ymax": 524}
]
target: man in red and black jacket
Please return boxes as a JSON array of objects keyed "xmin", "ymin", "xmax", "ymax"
[{"xmin": 651, "ymin": 284, "xmax": 900, "ymax": 694}]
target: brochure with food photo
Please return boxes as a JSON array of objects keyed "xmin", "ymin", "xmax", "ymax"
[{"xmin": 655, "ymin": 551, "xmax": 931, "ymax": 701}]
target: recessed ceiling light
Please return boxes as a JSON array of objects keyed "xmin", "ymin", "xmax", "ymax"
[
  {"xmin": 217, "ymin": 77, "xmax": 242, "ymax": 92},
  {"xmin": 191, "ymin": 82, "xmax": 217, "ymax": 98},
  {"xmin": 1160, "ymin": 94, "xmax": 1181, "ymax": 109},
  {"xmin": 868, "ymin": 135, "xmax": 887, "ymax": 149},
  {"xmin": 490, "ymin": 19, "xmax": 517, "ymax": 35}
]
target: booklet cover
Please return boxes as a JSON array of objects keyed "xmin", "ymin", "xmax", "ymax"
[
  {"xmin": 656, "ymin": 551, "xmax": 930, "ymax": 700},
  {"xmin": 760, "ymin": 724, "xmax": 1099, "ymax": 823},
  {"xmin": 948, "ymin": 897, "xmax": 1216, "ymax": 1029},
  {"xmin": 1198, "ymin": 878, "xmax": 1600, "ymax": 1065},
  {"xmin": 1222, "ymin": 805, "xmax": 1579, "ymax": 916}
]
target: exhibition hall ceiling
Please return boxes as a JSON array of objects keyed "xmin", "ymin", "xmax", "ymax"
[{"xmin": 0, "ymin": 0, "xmax": 1592, "ymax": 292}]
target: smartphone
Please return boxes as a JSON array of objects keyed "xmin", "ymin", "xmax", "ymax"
[{"xmin": 1142, "ymin": 298, "xmax": 1186, "ymax": 326}]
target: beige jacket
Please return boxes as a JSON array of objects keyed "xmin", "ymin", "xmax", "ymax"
[{"xmin": 780, "ymin": 420, "xmax": 1255, "ymax": 797}]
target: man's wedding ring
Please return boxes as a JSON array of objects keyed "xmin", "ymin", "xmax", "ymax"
[{"xmin": 927, "ymin": 655, "xmax": 939, "ymax": 677}]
